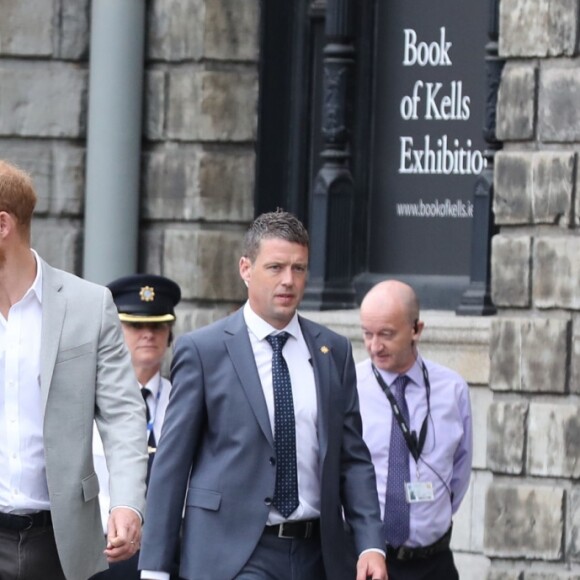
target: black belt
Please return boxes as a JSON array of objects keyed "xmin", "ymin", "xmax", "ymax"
[
  {"xmin": 387, "ymin": 527, "xmax": 452, "ymax": 561},
  {"xmin": 264, "ymin": 519, "xmax": 319, "ymax": 539},
  {"xmin": 0, "ymin": 511, "xmax": 52, "ymax": 532}
]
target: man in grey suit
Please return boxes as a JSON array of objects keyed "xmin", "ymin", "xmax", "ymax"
[
  {"xmin": 140, "ymin": 210, "xmax": 387, "ymax": 580},
  {"xmin": 0, "ymin": 160, "xmax": 148, "ymax": 580}
]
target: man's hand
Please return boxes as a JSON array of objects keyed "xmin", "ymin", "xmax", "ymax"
[
  {"xmin": 356, "ymin": 551, "xmax": 388, "ymax": 580},
  {"xmin": 104, "ymin": 507, "xmax": 142, "ymax": 563}
]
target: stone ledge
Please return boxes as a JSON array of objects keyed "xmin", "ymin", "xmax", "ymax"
[{"xmin": 301, "ymin": 309, "xmax": 491, "ymax": 384}]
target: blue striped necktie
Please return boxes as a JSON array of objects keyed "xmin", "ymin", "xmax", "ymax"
[{"xmin": 383, "ymin": 374, "xmax": 411, "ymax": 547}]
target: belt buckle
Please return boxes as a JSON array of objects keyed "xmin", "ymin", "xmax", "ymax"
[
  {"xmin": 277, "ymin": 523, "xmax": 293, "ymax": 539},
  {"xmin": 277, "ymin": 521, "xmax": 312, "ymax": 539},
  {"xmin": 396, "ymin": 546, "xmax": 414, "ymax": 561}
]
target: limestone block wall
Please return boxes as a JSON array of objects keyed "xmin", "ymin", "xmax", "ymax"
[
  {"xmin": 0, "ymin": 0, "xmax": 259, "ymax": 328},
  {"xmin": 142, "ymin": 0, "xmax": 260, "ymax": 331},
  {"xmin": 486, "ymin": 0, "xmax": 580, "ymax": 577},
  {"xmin": 0, "ymin": 0, "xmax": 90, "ymax": 272}
]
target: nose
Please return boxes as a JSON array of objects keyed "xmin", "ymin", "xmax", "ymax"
[
  {"xmin": 280, "ymin": 267, "xmax": 294, "ymax": 286},
  {"xmin": 369, "ymin": 335, "xmax": 383, "ymax": 354},
  {"xmin": 141, "ymin": 325, "xmax": 155, "ymax": 337}
]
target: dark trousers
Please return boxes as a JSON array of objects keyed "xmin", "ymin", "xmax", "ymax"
[
  {"xmin": 0, "ymin": 525, "xmax": 66, "ymax": 580},
  {"xmin": 90, "ymin": 552, "xmax": 141, "ymax": 580},
  {"xmin": 90, "ymin": 547, "xmax": 182, "ymax": 580},
  {"xmin": 234, "ymin": 532, "xmax": 326, "ymax": 580},
  {"xmin": 386, "ymin": 547, "xmax": 459, "ymax": 580}
]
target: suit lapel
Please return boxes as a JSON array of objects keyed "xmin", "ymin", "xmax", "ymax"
[
  {"xmin": 39, "ymin": 261, "xmax": 66, "ymax": 414},
  {"xmin": 299, "ymin": 316, "xmax": 330, "ymax": 466},
  {"xmin": 224, "ymin": 310, "xmax": 274, "ymax": 447}
]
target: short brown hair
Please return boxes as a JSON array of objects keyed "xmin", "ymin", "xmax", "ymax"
[
  {"xmin": 243, "ymin": 209, "xmax": 309, "ymax": 262},
  {"xmin": 0, "ymin": 160, "xmax": 37, "ymax": 234}
]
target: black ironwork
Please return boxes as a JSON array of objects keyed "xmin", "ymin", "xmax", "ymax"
[
  {"xmin": 456, "ymin": 0, "xmax": 504, "ymax": 315},
  {"xmin": 302, "ymin": 0, "xmax": 357, "ymax": 310},
  {"xmin": 255, "ymin": 0, "xmax": 305, "ymax": 216}
]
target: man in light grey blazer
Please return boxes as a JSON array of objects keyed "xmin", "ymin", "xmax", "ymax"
[
  {"xmin": 0, "ymin": 160, "xmax": 148, "ymax": 580},
  {"xmin": 140, "ymin": 211, "xmax": 387, "ymax": 580}
]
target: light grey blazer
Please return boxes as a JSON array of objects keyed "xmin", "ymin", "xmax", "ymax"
[
  {"xmin": 139, "ymin": 308, "xmax": 382, "ymax": 580},
  {"xmin": 40, "ymin": 260, "xmax": 148, "ymax": 579}
]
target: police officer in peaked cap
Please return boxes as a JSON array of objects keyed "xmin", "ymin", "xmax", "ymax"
[{"xmin": 91, "ymin": 274, "xmax": 182, "ymax": 580}]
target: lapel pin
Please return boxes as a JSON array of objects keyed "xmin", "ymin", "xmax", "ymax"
[{"xmin": 320, "ymin": 346, "xmax": 329, "ymax": 354}]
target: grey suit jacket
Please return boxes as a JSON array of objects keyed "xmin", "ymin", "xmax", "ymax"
[
  {"xmin": 40, "ymin": 260, "xmax": 148, "ymax": 580},
  {"xmin": 140, "ymin": 308, "xmax": 382, "ymax": 580}
]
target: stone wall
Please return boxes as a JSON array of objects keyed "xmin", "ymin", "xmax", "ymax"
[
  {"xmin": 0, "ymin": 0, "xmax": 259, "ymax": 329},
  {"xmin": 0, "ymin": 0, "xmax": 90, "ymax": 273},
  {"xmin": 486, "ymin": 0, "xmax": 580, "ymax": 576},
  {"xmin": 142, "ymin": 0, "xmax": 260, "ymax": 331},
  {"xmin": 143, "ymin": 0, "xmax": 260, "ymax": 331}
]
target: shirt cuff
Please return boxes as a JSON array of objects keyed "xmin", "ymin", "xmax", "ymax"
[
  {"xmin": 141, "ymin": 572, "xmax": 169, "ymax": 580},
  {"xmin": 110, "ymin": 505, "xmax": 143, "ymax": 524},
  {"xmin": 360, "ymin": 547, "xmax": 387, "ymax": 558}
]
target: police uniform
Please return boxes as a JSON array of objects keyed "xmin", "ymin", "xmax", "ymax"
[{"xmin": 91, "ymin": 274, "xmax": 181, "ymax": 580}]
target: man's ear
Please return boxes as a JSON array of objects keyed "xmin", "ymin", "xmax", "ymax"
[
  {"xmin": 239, "ymin": 256, "xmax": 252, "ymax": 287},
  {"xmin": 412, "ymin": 319, "xmax": 425, "ymax": 343},
  {"xmin": 0, "ymin": 211, "xmax": 10, "ymax": 236}
]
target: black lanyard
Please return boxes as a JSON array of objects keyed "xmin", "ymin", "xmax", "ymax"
[{"xmin": 371, "ymin": 361, "xmax": 431, "ymax": 462}]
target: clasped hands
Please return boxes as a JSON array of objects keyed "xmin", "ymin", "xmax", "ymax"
[{"xmin": 104, "ymin": 507, "xmax": 142, "ymax": 563}]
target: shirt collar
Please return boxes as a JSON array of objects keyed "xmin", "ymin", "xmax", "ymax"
[
  {"xmin": 377, "ymin": 354, "xmax": 425, "ymax": 389},
  {"xmin": 142, "ymin": 371, "xmax": 162, "ymax": 395},
  {"xmin": 243, "ymin": 301, "xmax": 301, "ymax": 341},
  {"xmin": 27, "ymin": 249, "xmax": 43, "ymax": 304}
]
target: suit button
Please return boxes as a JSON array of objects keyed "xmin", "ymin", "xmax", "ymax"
[
  {"xmin": 264, "ymin": 497, "xmax": 272, "ymax": 506},
  {"xmin": 269, "ymin": 457, "xmax": 276, "ymax": 466}
]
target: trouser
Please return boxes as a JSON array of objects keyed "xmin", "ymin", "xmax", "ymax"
[
  {"xmin": 0, "ymin": 523, "xmax": 66, "ymax": 580},
  {"xmin": 90, "ymin": 541, "xmax": 182, "ymax": 580},
  {"xmin": 90, "ymin": 552, "xmax": 140, "ymax": 580},
  {"xmin": 235, "ymin": 527, "xmax": 326, "ymax": 580},
  {"xmin": 386, "ymin": 546, "xmax": 459, "ymax": 580}
]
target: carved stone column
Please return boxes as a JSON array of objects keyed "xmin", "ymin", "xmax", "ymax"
[{"xmin": 302, "ymin": 0, "xmax": 357, "ymax": 310}]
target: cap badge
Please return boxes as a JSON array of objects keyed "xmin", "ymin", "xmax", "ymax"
[{"xmin": 139, "ymin": 286, "xmax": 155, "ymax": 302}]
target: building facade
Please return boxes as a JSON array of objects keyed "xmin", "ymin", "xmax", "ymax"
[{"xmin": 0, "ymin": 1, "xmax": 578, "ymax": 578}]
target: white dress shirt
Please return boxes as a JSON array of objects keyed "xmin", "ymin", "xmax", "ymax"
[
  {"xmin": 94, "ymin": 372, "xmax": 170, "ymax": 532},
  {"xmin": 142, "ymin": 372, "xmax": 171, "ymax": 446},
  {"xmin": 243, "ymin": 302, "xmax": 320, "ymax": 524},
  {"xmin": 0, "ymin": 250, "xmax": 49, "ymax": 514}
]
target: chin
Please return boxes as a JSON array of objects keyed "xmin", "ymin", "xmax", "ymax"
[
  {"xmin": 373, "ymin": 360, "xmax": 392, "ymax": 372},
  {"xmin": 273, "ymin": 306, "xmax": 295, "ymax": 320}
]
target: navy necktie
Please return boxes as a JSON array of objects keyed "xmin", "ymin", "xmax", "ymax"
[
  {"xmin": 266, "ymin": 332, "xmax": 299, "ymax": 518},
  {"xmin": 141, "ymin": 388, "xmax": 156, "ymax": 448},
  {"xmin": 142, "ymin": 387, "xmax": 157, "ymax": 487},
  {"xmin": 383, "ymin": 374, "xmax": 411, "ymax": 547}
]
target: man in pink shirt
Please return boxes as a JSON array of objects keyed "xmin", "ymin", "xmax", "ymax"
[{"xmin": 356, "ymin": 280, "xmax": 473, "ymax": 580}]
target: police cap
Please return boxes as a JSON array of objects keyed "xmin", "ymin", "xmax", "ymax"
[{"xmin": 107, "ymin": 274, "xmax": 181, "ymax": 323}]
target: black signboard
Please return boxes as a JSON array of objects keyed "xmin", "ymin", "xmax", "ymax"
[{"xmin": 365, "ymin": 0, "xmax": 488, "ymax": 307}]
